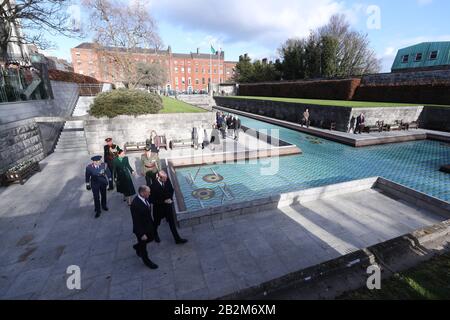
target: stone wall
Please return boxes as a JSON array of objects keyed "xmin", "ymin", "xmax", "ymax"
[
  {"xmin": 0, "ymin": 81, "xmax": 80, "ymax": 172},
  {"xmin": 361, "ymin": 69, "xmax": 450, "ymax": 86},
  {"xmin": 0, "ymin": 81, "xmax": 79, "ymax": 124},
  {"xmin": 419, "ymin": 106, "xmax": 450, "ymax": 132},
  {"xmin": 84, "ymin": 112, "xmax": 215, "ymax": 154},
  {"xmin": 350, "ymin": 106, "xmax": 424, "ymax": 126},
  {"xmin": 0, "ymin": 119, "xmax": 45, "ymax": 174},
  {"xmin": 215, "ymin": 96, "xmax": 352, "ymax": 132},
  {"xmin": 214, "ymin": 97, "xmax": 428, "ymax": 132}
]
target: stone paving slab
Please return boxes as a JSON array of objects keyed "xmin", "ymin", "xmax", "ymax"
[{"xmin": 0, "ymin": 150, "xmax": 446, "ymax": 300}]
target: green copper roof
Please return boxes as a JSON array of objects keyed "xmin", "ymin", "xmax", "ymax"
[{"xmin": 391, "ymin": 42, "xmax": 450, "ymax": 71}]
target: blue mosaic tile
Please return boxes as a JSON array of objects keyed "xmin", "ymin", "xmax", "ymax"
[{"xmin": 176, "ymin": 116, "xmax": 450, "ymax": 211}]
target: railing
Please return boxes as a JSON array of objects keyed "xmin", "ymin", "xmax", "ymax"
[{"xmin": 78, "ymin": 83, "xmax": 104, "ymax": 96}]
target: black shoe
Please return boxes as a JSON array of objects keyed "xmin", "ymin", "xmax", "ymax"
[
  {"xmin": 175, "ymin": 238, "xmax": 188, "ymax": 245},
  {"xmin": 133, "ymin": 244, "xmax": 141, "ymax": 257},
  {"xmin": 155, "ymin": 234, "xmax": 161, "ymax": 243},
  {"xmin": 143, "ymin": 259, "xmax": 158, "ymax": 269},
  {"xmin": 102, "ymin": 207, "xmax": 109, "ymax": 211},
  {"xmin": 95, "ymin": 211, "xmax": 101, "ymax": 219}
]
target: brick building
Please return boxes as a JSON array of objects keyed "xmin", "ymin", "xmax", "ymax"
[{"xmin": 71, "ymin": 42, "xmax": 237, "ymax": 92}]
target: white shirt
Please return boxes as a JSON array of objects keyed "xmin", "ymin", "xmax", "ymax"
[{"xmin": 137, "ymin": 195, "xmax": 150, "ymax": 208}]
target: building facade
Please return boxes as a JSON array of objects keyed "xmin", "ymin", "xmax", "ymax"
[
  {"xmin": 71, "ymin": 43, "xmax": 237, "ymax": 92},
  {"xmin": 392, "ymin": 42, "xmax": 450, "ymax": 72}
]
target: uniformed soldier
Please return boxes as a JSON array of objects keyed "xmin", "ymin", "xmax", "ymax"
[
  {"xmin": 104, "ymin": 138, "xmax": 119, "ymax": 190},
  {"xmin": 141, "ymin": 146, "xmax": 161, "ymax": 187},
  {"xmin": 85, "ymin": 155, "xmax": 112, "ymax": 218}
]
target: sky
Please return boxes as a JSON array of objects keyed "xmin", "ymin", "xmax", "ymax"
[{"xmin": 42, "ymin": 0, "xmax": 450, "ymax": 72}]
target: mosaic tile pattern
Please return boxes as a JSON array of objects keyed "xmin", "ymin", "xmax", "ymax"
[{"xmin": 176, "ymin": 116, "xmax": 450, "ymax": 211}]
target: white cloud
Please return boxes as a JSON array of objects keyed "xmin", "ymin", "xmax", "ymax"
[
  {"xmin": 149, "ymin": 0, "xmax": 348, "ymax": 46},
  {"xmin": 417, "ymin": 0, "xmax": 433, "ymax": 6}
]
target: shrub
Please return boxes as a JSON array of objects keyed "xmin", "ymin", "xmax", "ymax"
[{"xmin": 89, "ymin": 89, "xmax": 163, "ymax": 118}]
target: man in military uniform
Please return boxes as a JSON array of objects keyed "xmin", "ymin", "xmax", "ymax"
[
  {"xmin": 104, "ymin": 138, "xmax": 119, "ymax": 190},
  {"xmin": 141, "ymin": 146, "xmax": 161, "ymax": 187},
  {"xmin": 85, "ymin": 155, "xmax": 112, "ymax": 218}
]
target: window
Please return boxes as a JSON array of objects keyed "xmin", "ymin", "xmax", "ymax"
[
  {"xmin": 175, "ymin": 77, "xmax": 178, "ymax": 85},
  {"xmin": 401, "ymin": 55, "xmax": 409, "ymax": 63},
  {"xmin": 174, "ymin": 67, "xmax": 178, "ymax": 72},
  {"xmin": 188, "ymin": 67, "xmax": 191, "ymax": 73},
  {"xmin": 195, "ymin": 68, "xmax": 199, "ymax": 73},
  {"xmin": 202, "ymin": 78, "xmax": 205, "ymax": 84},
  {"xmin": 182, "ymin": 77, "xmax": 185, "ymax": 84},
  {"xmin": 188, "ymin": 78, "xmax": 191, "ymax": 85},
  {"xmin": 202, "ymin": 68, "xmax": 205, "ymax": 73},
  {"xmin": 214, "ymin": 69, "xmax": 217, "ymax": 74},
  {"xmin": 415, "ymin": 53, "xmax": 423, "ymax": 62},
  {"xmin": 195, "ymin": 79, "xmax": 199, "ymax": 85},
  {"xmin": 430, "ymin": 51, "xmax": 438, "ymax": 60},
  {"xmin": 75, "ymin": 52, "xmax": 80, "ymax": 56}
]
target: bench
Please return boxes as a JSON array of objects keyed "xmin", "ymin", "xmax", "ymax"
[
  {"xmin": 124, "ymin": 141, "xmax": 147, "ymax": 153},
  {"xmin": 321, "ymin": 120, "xmax": 336, "ymax": 131},
  {"xmin": 169, "ymin": 139, "xmax": 193, "ymax": 149}
]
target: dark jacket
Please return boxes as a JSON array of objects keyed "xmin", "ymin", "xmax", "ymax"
[
  {"xmin": 130, "ymin": 196, "xmax": 155, "ymax": 240},
  {"xmin": 85, "ymin": 163, "xmax": 111, "ymax": 188},
  {"xmin": 356, "ymin": 115, "xmax": 365, "ymax": 126},
  {"xmin": 234, "ymin": 118, "xmax": 241, "ymax": 130},
  {"xmin": 150, "ymin": 178, "xmax": 175, "ymax": 221}
]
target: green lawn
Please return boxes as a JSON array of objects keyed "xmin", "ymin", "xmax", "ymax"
[
  {"xmin": 339, "ymin": 253, "xmax": 450, "ymax": 300},
  {"xmin": 223, "ymin": 96, "xmax": 424, "ymax": 108},
  {"xmin": 160, "ymin": 96, "xmax": 204, "ymax": 113}
]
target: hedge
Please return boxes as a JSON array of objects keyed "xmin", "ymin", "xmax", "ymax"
[
  {"xmin": 48, "ymin": 69, "xmax": 99, "ymax": 84},
  {"xmin": 238, "ymin": 78, "xmax": 361, "ymax": 101},
  {"xmin": 89, "ymin": 89, "xmax": 163, "ymax": 118}
]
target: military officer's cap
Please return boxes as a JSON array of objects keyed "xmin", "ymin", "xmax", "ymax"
[{"xmin": 91, "ymin": 155, "xmax": 102, "ymax": 161}]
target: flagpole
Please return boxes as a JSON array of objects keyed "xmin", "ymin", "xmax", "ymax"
[
  {"xmin": 217, "ymin": 48, "xmax": 220, "ymax": 85},
  {"xmin": 209, "ymin": 47, "xmax": 212, "ymax": 94}
]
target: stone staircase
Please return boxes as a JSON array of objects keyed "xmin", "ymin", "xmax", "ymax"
[{"xmin": 54, "ymin": 97, "xmax": 94, "ymax": 153}]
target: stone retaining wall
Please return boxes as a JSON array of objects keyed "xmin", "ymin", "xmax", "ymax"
[
  {"xmin": 214, "ymin": 97, "xmax": 426, "ymax": 132},
  {"xmin": 0, "ymin": 119, "xmax": 45, "ymax": 174},
  {"xmin": 84, "ymin": 112, "xmax": 215, "ymax": 154}
]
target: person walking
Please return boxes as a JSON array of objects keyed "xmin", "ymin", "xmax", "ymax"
[
  {"xmin": 150, "ymin": 171, "xmax": 188, "ymax": 245},
  {"xmin": 302, "ymin": 109, "xmax": 310, "ymax": 128},
  {"xmin": 130, "ymin": 185, "xmax": 158, "ymax": 269},
  {"xmin": 103, "ymin": 138, "xmax": 119, "ymax": 190},
  {"xmin": 210, "ymin": 124, "xmax": 221, "ymax": 151},
  {"xmin": 85, "ymin": 155, "xmax": 112, "ymax": 218},
  {"xmin": 355, "ymin": 113, "xmax": 366, "ymax": 134},
  {"xmin": 233, "ymin": 116, "xmax": 241, "ymax": 140},
  {"xmin": 113, "ymin": 149, "xmax": 137, "ymax": 206},
  {"xmin": 141, "ymin": 146, "xmax": 160, "ymax": 187}
]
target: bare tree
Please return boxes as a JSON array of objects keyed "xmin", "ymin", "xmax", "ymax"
[
  {"xmin": 83, "ymin": 0, "xmax": 164, "ymax": 88},
  {"xmin": 318, "ymin": 14, "xmax": 381, "ymax": 76},
  {"xmin": 0, "ymin": 0, "xmax": 82, "ymax": 59}
]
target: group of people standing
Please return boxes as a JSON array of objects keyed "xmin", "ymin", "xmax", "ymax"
[
  {"xmin": 349, "ymin": 113, "xmax": 366, "ymax": 134},
  {"xmin": 212, "ymin": 111, "xmax": 241, "ymax": 146},
  {"xmin": 85, "ymin": 133, "xmax": 187, "ymax": 270}
]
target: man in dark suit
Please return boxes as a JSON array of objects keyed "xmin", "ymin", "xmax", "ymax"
[
  {"xmin": 85, "ymin": 155, "xmax": 112, "ymax": 218},
  {"xmin": 130, "ymin": 185, "xmax": 158, "ymax": 269},
  {"xmin": 355, "ymin": 113, "xmax": 366, "ymax": 134},
  {"xmin": 150, "ymin": 171, "xmax": 187, "ymax": 245}
]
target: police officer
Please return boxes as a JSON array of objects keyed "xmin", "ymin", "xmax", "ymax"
[{"xmin": 85, "ymin": 155, "xmax": 112, "ymax": 218}]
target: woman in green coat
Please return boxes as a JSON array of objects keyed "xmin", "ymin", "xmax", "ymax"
[{"xmin": 113, "ymin": 149, "xmax": 137, "ymax": 206}]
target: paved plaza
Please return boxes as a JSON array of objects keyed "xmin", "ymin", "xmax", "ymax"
[{"xmin": 0, "ymin": 146, "xmax": 446, "ymax": 299}]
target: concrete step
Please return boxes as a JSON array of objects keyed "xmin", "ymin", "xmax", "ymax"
[
  {"xmin": 57, "ymin": 143, "xmax": 87, "ymax": 148},
  {"xmin": 59, "ymin": 132, "xmax": 86, "ymax": 138}
]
